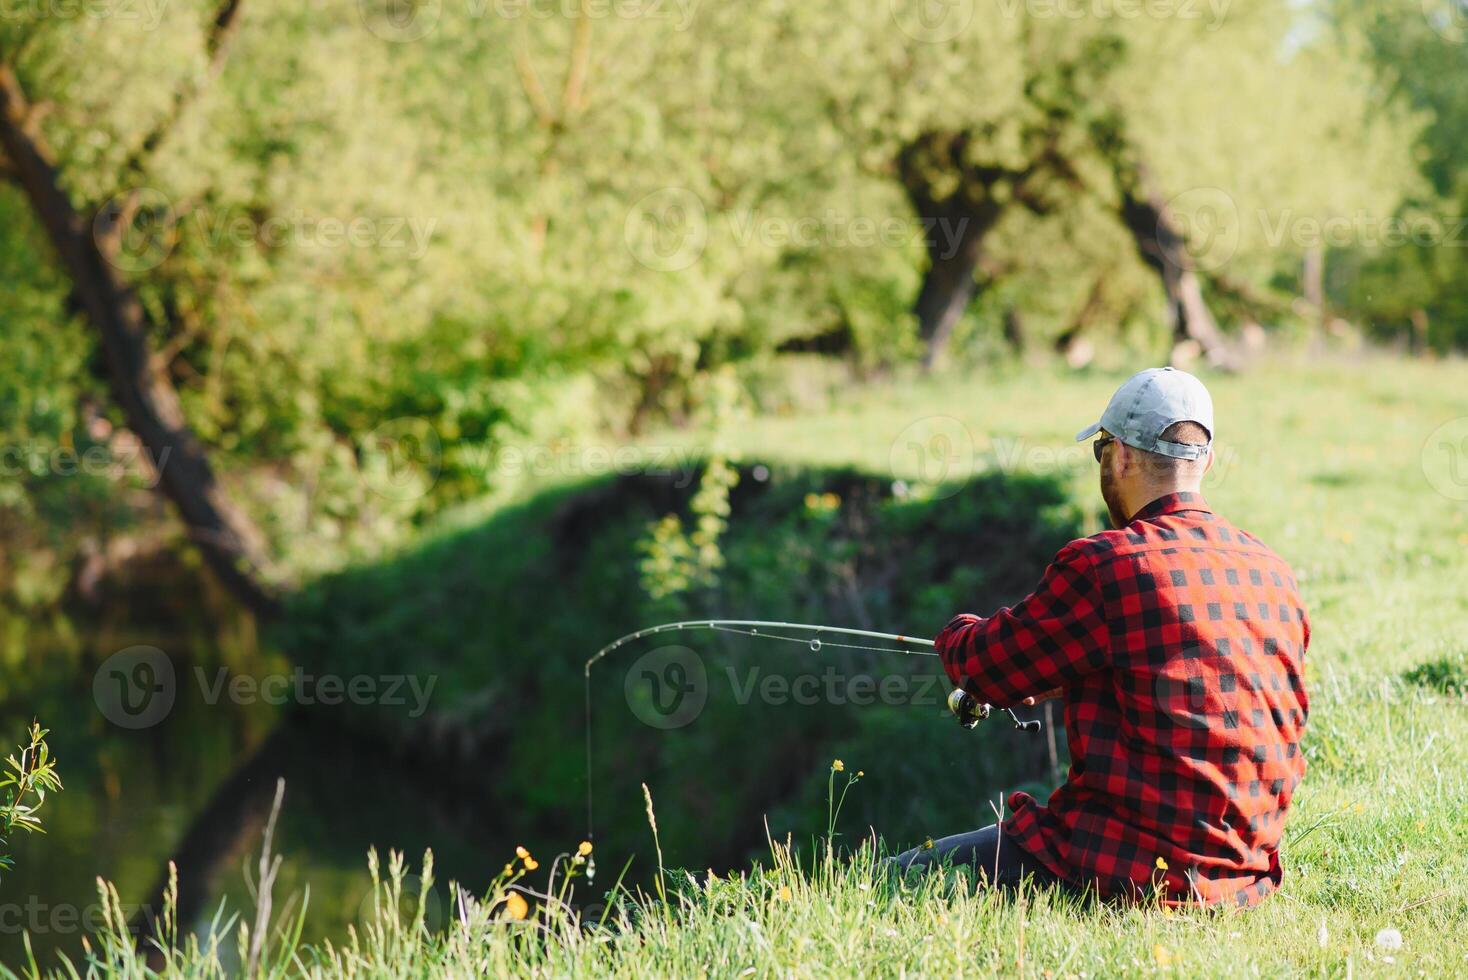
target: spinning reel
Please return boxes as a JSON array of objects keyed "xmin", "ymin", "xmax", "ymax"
[{"xmin": 947, "ymin": 688, "xmax": 1043, "ymax": 733}]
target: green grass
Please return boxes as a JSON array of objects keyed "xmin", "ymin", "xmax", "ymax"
[{"xmin": 32, "ymin": 355, "xmax": 1468, "ymax": 976}]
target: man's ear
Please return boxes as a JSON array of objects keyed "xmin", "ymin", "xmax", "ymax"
[
  {"xmin": 1203, "ymin": 447, "xmax": 1215, "ymax": 476},
  {"xmin": 1112, "ymin": 439, "xmax": 1132, "ymax": 476}
]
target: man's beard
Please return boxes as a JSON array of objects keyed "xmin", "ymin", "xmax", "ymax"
[{"xmin": 1100, "ymin": 464, "xmax": 1129, "ymax": 529}]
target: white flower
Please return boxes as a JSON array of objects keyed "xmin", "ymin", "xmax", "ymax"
[{"xmin": 1374, "ymin": 928, "xmax": 1403, "ymax": 951}]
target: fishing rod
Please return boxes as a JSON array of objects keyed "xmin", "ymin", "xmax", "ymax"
[{"xmin": 583, "ymin": 619, "xmax": 1042, "ymax": 840}]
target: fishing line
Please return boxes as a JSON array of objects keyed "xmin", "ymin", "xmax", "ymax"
[{"xmin": 581, "ymin": 619, "xmax": 1035, "ymax": 842}]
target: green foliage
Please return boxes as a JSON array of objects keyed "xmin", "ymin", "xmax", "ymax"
[
  {"xmin": 1326, "ymin": 0, "xmax": 1468, "ymax": 350},
  {"xmin": 0, "ymin": 722, "xmax": 61, "ymax": 880},
  {"xmin": 1402, "ymin": 653, "xmax": 1468, "ymax": 698},
  {"xmin": 0, "ymin": 0, "xmax": 1438, "ymax": 624}
]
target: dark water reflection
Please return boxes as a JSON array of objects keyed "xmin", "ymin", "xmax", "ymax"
[{"xmin": 0, "ymin": 628, "xmax": 543, "ymax": 970}]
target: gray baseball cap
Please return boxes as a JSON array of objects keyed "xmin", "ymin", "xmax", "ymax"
[{"xmin": 1075, "ymin": 367, "xmax": 1214, "ymax": 461}]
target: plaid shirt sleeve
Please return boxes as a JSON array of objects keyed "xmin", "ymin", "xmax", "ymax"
[{"xmin": 935, "ymin": 542, "xmax": 1109, "ymax": 708}]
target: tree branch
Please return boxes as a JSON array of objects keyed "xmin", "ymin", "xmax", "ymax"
[
  {"xmin": 514, "ymin": 24, "xmax": 557, "ymax": 129},
  {"xmin": 560, "ymin": 3, "xmax": 594, "ymax": 118},
  {"xmin": 0, "ymin": 60, "xmax": 280, "ymax": 618},
  {"xmin": 118, "ymin": 0, "xmax": 245, "ymax": 184}
]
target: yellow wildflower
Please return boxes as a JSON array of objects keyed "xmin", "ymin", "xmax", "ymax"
[
  {"xmin": 832, "ymin": 759, "xmax": 845, "ymax": 772},
  {"xmin": 1152, "ymin": 944, "xmax": 1173, "ymax": 967},
  {"xmin": 578, "ymin": 840, "xmax": 594, "ymax": 856},
  {"xmin": 1155, "ymin": 856, "xmax": 1169, "ymax": 871},
  {"xmin": 503, "ymin": 892, "xmax": 529, "ymax": 921},
  {"xmin": 777, "ymin": 885, "xmax": 793, "ymax": 902},
  {"xmin": 524, "ymin": 857, "xmax": 540, "ymax": 871},
  {"xmin": 515, "ymin": 846, "xmax": 530, "ymax": 860}
]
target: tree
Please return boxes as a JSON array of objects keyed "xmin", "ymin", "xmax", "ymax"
[{"xmin": 0, "ymin": 4, "xmax": 278, "ymax": 616}]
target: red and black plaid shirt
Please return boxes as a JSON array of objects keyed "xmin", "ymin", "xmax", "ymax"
[{"xmin": 937, "ymin": 491, "xmax": 1309, "ymax": 907}]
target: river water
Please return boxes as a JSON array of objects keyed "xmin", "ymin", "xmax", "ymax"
[{"xmin": 0, "ymin": 622, "xmax": 534, "ymax": 970}]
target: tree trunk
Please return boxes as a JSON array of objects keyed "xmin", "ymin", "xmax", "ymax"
[
  {"xmin": 1054, "ymin": 273, "xmax": 1109, "ymax": 365},
  {"xmin": 1302, "ymin": 246, "xmax": 1323, "ymax": 310},
  {"xmin": 0, "ymin": 65, "xmax": 279, "ymax": 618},
  {"xmin": 1115, "ymin": 169, "xmax": 1234, "ymax": 368},
  {"xmin": 1001, "ymin": 305, "xmax": 1025, "ymax": 354},
  {"xmin": 910, "ymin": 201, "xmax": 1003, "ymax": 370}
]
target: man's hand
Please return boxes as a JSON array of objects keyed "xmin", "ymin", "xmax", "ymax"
[{"xmin": 1022, "ymin": 688, "xmax": 1064, "ymax": 706}]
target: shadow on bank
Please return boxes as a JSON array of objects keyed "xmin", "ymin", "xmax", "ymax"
[{"xmin": 270, "ymin": 461, "xmax": 1090, "ymax": 884}]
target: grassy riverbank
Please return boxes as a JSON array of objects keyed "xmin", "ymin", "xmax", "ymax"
[{"xmin": 31, "ymin": 355, "xmax": 1468, "ymax": 976}]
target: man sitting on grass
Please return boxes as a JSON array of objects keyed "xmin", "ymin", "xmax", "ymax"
[{"xmin": 896, "ymin": 368, "xmax": 1310, "ymax": 908}]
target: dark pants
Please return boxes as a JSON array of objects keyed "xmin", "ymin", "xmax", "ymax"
[{"xmin": 892, "ymin": 823, "xmax": 1062, "ymax": 889}]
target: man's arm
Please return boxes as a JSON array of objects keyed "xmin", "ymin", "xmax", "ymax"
[{"xmin": 936, "ymin": 542, "xmax": 1109, "ymax": 708}]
